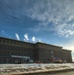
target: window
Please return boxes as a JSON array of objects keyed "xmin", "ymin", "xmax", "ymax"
[
  {"xmin": 51, "ymin": 51, "xmax": 53, "ymax": 54},
  {"xmin": 7, "ymin": 40, "xmax": 9, "ymax": 43},
  {"xmin": 0, "ymin": 39, "xmax": 2, "ymax": 42},
  {"xmin": 10, "ymin": 41, "xmax": 13, "ymax": 44},
  {"xmin": 3, "ymin": 40, "xmax": 6, "ymax": 43},
  {"xmin": 13, "ymin": 41, "xmax": 15, "ymax": 44},
  {"xmin": 16, "ymin": 42, "xmax": 19, "ymax": 45},
  {"xmin": 51, "ymin": 55, "xmax": 54, "ymax": 58}
]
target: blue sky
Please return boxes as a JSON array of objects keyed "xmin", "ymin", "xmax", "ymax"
[{"xmin": 0, "ymin": 0, "xmax": 74, "ymax": 61}]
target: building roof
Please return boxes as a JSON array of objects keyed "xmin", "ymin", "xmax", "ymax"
[
  {"xmin": 36, "ymin": 42, "xmax": 62, "ymax": 48},
  {"xmin": 0, "ymin": 37, "xmax": 34, "ymax": 45},
  {"xmin": 0, "ymin": 37, "xmax": 72, "ymax": 51}
]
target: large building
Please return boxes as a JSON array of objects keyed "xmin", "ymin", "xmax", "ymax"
[{"xmin": 0, "ymin": 37, "xmax": 72, "ymax": 63}]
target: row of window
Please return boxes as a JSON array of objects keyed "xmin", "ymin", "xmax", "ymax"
[
  {"xmin": 0, "ymin": 45, "xmax": 34, "ymax": 52},
  {"xmin": 0, "ymin": 39, "xmax": 35, "ymax": 47},
  {"xmin": 0, "ymin": 52, "xmax": 33, "ymax": 57},
  {"xmin": 38, "ymin": 44, "xmax": 61, "ymax": 50},
  {"xmin": 39, "ymin": 50, "xmax": 54, "ymax": 53}
]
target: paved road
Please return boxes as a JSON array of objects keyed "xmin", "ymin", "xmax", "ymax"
[
  {"xmin": 50, "ymin": 71, "xmax": 74, "ymax": 75},
  {"xmin": 28, "ymin": 71, "xmax": 74, "ymax": 75}
]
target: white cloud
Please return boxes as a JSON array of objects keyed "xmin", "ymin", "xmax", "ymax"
[
  {"xmin": 3, "ymin": 0, "xmax": 74, "ymax": 38},
  {"xmin": 63, "ymin": 44, "xmax": 74, "ymax": 61},
  {"xmin": 1, "ymin": 0, "xmax": 74, "ymax": 37},
  {"xmin": 55, "ymin": 24, "xmax": 74, "ymax": 37},
  {"xmin": 32, "ymin": 36, "xmax": 36, "ymax": 42},
  {"xmin": 60, "ymin": 38, "xmax": 74, "ymax": 52},
  {"xmin": 15, "ymin": 33, "xmax": 20, "ymax": 40},
  {"xmin": 24, "ymin": 39, "xmax": 25, "ymax": 41},
  {"xmin": 38, "ymin": 39, "xmax": 41, "ymax": 42},
  {"xmin": 23, "ymin": 33, "xmax": 42, "ymax": 43},
  {"xmin": 26, "ymin": 0, "xmax": 74, "ymax": 37},
  {"xmin": 24, "ymin": 33, "xmax": 29, "ymax": 41},
  {"xmin": 2, "ymin": 30, "xmax": 11, "ymax": 38},
  {"xmin": 64, "ymin": 45, "xmax": 74, "ymax": 52}
]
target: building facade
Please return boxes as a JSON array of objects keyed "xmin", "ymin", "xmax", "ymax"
[{"xmin": 0, "ymin": 37, "xmax": 72, "ymax": 63}]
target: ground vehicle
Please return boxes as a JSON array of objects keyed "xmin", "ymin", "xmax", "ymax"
[{"xmin": 11, "ymin": 55, "xmax": 33, "ymax": 63}]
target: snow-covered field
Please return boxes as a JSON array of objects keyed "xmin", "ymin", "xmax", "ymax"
[{"xmin": 0, "ymin": 63, "xmax": 74, "ymax": 75}]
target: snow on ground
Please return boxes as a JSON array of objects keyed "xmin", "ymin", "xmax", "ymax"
[{"xmin": 0, "ymin": 63, "xmax": 74, "ymax": 75}]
